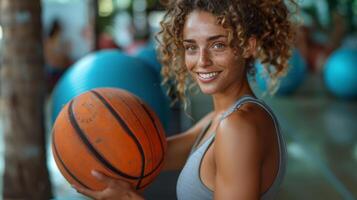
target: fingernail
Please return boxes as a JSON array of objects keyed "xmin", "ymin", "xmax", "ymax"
[{"xmin": 91, "ymin": 170, "xmax": 99, "ymax": 176}]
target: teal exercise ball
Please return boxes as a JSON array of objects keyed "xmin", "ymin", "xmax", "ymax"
[
  {"xmin": 134, "ymin": 45, "xmax": 162, "ymax": 74},
  {"xmin": 323, "ymin": 48, "xmax": 357, "ymax": 99},
  {"xmin": 255, "ymin": 49, "xmax": 307, "ymax": 95},
  {"xmin": 51, "ymin": 50, "xmax": 170, "ymax": 129}
]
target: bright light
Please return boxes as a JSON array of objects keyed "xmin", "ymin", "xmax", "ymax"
[
  {"xmin": 115, "ymin": 0, "xmax": 130, "ymax": 9},
  {"xmin": 0, "ymin": 25, "xmax": 3, "ymax": 40},
  {"xmin": 148, "ymin": 11, "xmax": 165, "ymax": 31},
  {"xmin": 99, "ymin": 0, "xmax": 114, "ymax": 17}
]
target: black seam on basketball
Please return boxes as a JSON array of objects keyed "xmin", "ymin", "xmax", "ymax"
[
  {"xmin": 128, "ymin": 96, "xmax": 166, "ymax": 178},
  {"xmin": 140, "ymin": 103, "xmax": 165, "ymax": 167},
  {"xmin": 137, "ymin": 176, "xmax": 157, "ymax": 190},
  {"xmin": 90, "ymin": 90, "xmax": 146, "ymax": 189},
  {"xmin": 68, "ymin": 100, "xmax": 138, "ymax": 180},
  {"xmin": 52, "ymin": 129, "xmax": 91, "ymax": 189},
  {"xmin": 114, "ymin": 94, "xmax": 154, "ymax": 185},
  {"xmin": 117, "ymin": 94, "xmax": 167, "ymax": 185},
  {"xmin": 92, "ymin": 91, "xmax": 148, "ymax": 189}
]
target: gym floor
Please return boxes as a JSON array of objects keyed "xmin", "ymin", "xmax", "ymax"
[
  {"xmin": 266, "ymin": 75, "xmax": 357, "ymax": 200},
  {"xmin": 0, "ymin": 73, "xmax": 356, "ymax": 200}
]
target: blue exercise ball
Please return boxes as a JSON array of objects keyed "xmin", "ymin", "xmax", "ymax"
[
  {"xmin": 134, "ymin": 45, "xmax": 162, "ymax": 74},
  {"xmin": 255, "ymin": 49, "xmax": 307, "ymax": 95},
  {"xmin": 324, "ymin": 48, "xmax": 357, "ymax": 99},
  {"xmin": 51, "ymin": 50, "xmax": 170, "ymax": 129}
]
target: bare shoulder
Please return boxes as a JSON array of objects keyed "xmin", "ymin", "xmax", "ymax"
[
  {"xmin": 217, "ymin": 104, "xmax": 263, "ymax": 139},
  {"xmin": 213, "ymin": 105, "xmax": 266, "ymax": 198},
  {"xmin": 217, "ymin": 102, "xmax": 274, "ymax": 138},
  {"xmin": 215, "ymin": 104, "xmax": 268, "ymax": 160}
]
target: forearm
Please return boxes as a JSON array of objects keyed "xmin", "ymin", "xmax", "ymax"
[
  {"xmin": 162, "ymin": 113, "xmax": 212, "ymax": 171},
  {"xmin": 162, "ymin": 134, "xmax": 193, "ymax": 171}
]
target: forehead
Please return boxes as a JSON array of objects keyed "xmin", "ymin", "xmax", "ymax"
[{"xmin": 183, "ymin": 11, "xmax": 227, "ymax": 39}]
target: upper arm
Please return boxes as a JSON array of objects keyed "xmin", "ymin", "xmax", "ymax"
[
  {"xmin": 163, "ymin": 112, "xmax": 214, "ymax": 171},
  {"xmin": 214, "ymin": 112, "xmax": 263, "ymax": 200}
]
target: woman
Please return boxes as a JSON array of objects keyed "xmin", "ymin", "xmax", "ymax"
[
  {"xmin": 44, "ymin": 19, "xmax": 72, "ymax": 92},
  {"xmin": 74, "ymin": 0, "xmax": 295, "ymax": 199}
]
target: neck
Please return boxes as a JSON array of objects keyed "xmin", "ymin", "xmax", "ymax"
[{"xmin": 211, "ymin": 76, "xmax": 254, "ymax": 114}]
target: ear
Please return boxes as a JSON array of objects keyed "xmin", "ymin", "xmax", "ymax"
[{"xmin": 243, "ymin": 37, "xmax": 257, "ymax": 58}]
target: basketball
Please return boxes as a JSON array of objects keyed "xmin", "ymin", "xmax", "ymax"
[
  {"xmin": 51, "ymin": 50, "xmax": 170, "ymax": 129},
  {"xmin": 51, "ymin": 88, "xmax": 167, "ymax": 191}
]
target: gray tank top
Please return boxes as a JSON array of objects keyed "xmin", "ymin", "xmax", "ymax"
[{"xmin": 176, "ymin": 95, "xmax": 287, "ymax": 200}]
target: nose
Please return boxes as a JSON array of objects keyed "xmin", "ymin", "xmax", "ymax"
[{"xmin": 197, "ymin": 48, "xmax": 212, "ymax": 68}]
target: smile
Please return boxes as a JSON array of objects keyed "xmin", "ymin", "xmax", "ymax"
[{"xmin": 196, "ymin": 71, "xmax": 221, "ymax": 83}]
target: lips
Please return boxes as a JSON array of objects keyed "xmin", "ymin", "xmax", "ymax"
[{"xmin": 196, "ymin": 71, "xmax": 221, "ymax": 83}]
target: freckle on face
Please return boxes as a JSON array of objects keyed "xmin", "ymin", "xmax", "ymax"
[{"xmin": 182, "ymin": 10, "xmax": 246, "ymax": 95}]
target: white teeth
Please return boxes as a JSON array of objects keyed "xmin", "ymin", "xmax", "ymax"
[{"xmin": 198, "ymin": 72, "xmax": 219, "ymax": 79}]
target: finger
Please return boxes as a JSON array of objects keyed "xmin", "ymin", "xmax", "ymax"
[
  {"xmin": 91, "ymin": 170, "xmax": 113, "ymax": 185},
  {"xmin": 92, "ymin": 170, "xmax": 132, "ymax": 189},
  {"xmin": 114, "ymin": 178, "xmax": 132, "ymax": 188},
  {"xmin": 72, "ymin": 184, "xmax": 100, "ymax": 199}
]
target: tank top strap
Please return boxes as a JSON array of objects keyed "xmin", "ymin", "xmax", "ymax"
[
  {"xmin": 219, "ymin": 95, "xmax": 258, "ymax": 120},
  {"xmin": 190, "ymin": 121, "xmax": 212, "ymax": 154},
  {"xmin": 219, "ymin": 95, "xmax": 287, "ymax": 199},
  {"xmin": 177, "ymin": 95, "xmax": 287, "ymax": 200},
  {"xmin": 219, "ymin": 95, "xmax": 281, "ymax": 135}
]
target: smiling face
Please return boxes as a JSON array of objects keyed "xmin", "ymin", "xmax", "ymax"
[{"xmin": 183, "ymin": 10, "xmax": 247, "ymax": 95}]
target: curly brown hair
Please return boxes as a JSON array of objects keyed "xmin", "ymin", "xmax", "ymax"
[{"xmin": 157, "ymin": 0, "xmax": 297, "ymax": 106}]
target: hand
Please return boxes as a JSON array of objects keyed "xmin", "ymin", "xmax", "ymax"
[{"xmin": 73, "ymin": 170, "xmax": 145, "ymax": 200}]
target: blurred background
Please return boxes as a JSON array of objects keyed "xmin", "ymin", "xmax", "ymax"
[{"xmin": 0, "ymin": 0, "xmax": 356, "ymax": 199}]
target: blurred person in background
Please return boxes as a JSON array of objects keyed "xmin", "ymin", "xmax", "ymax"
[{"xmin": 44, "ymin": 19, "xmax": 73, "ymax": 93}]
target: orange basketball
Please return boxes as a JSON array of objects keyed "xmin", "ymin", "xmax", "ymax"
[{"xmin": 51, "ymin": 88, "xmax": 167, "ymax": 191}]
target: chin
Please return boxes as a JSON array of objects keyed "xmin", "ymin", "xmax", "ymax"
[{"xmin": 198, "ymin": 85, "xmax": 217, "ymax": 95}]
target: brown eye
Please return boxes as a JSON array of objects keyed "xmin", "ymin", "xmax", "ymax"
[{"xmin": 185, "ymin": 45, "xmax": 198, "ymax": 52}]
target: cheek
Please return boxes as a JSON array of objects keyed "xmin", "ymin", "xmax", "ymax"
[
  {"xmin": 213, "ymin": 53, "xmax": 237, "ymax": 67},
  {"xmin": 184, "ymin": 54, "xmax": 197, "ymax": 70}
]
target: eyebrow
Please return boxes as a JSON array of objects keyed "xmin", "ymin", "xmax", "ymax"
[{"xmin": 183, "ymin": 35, "xmax": 227, "ymax": 43}]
